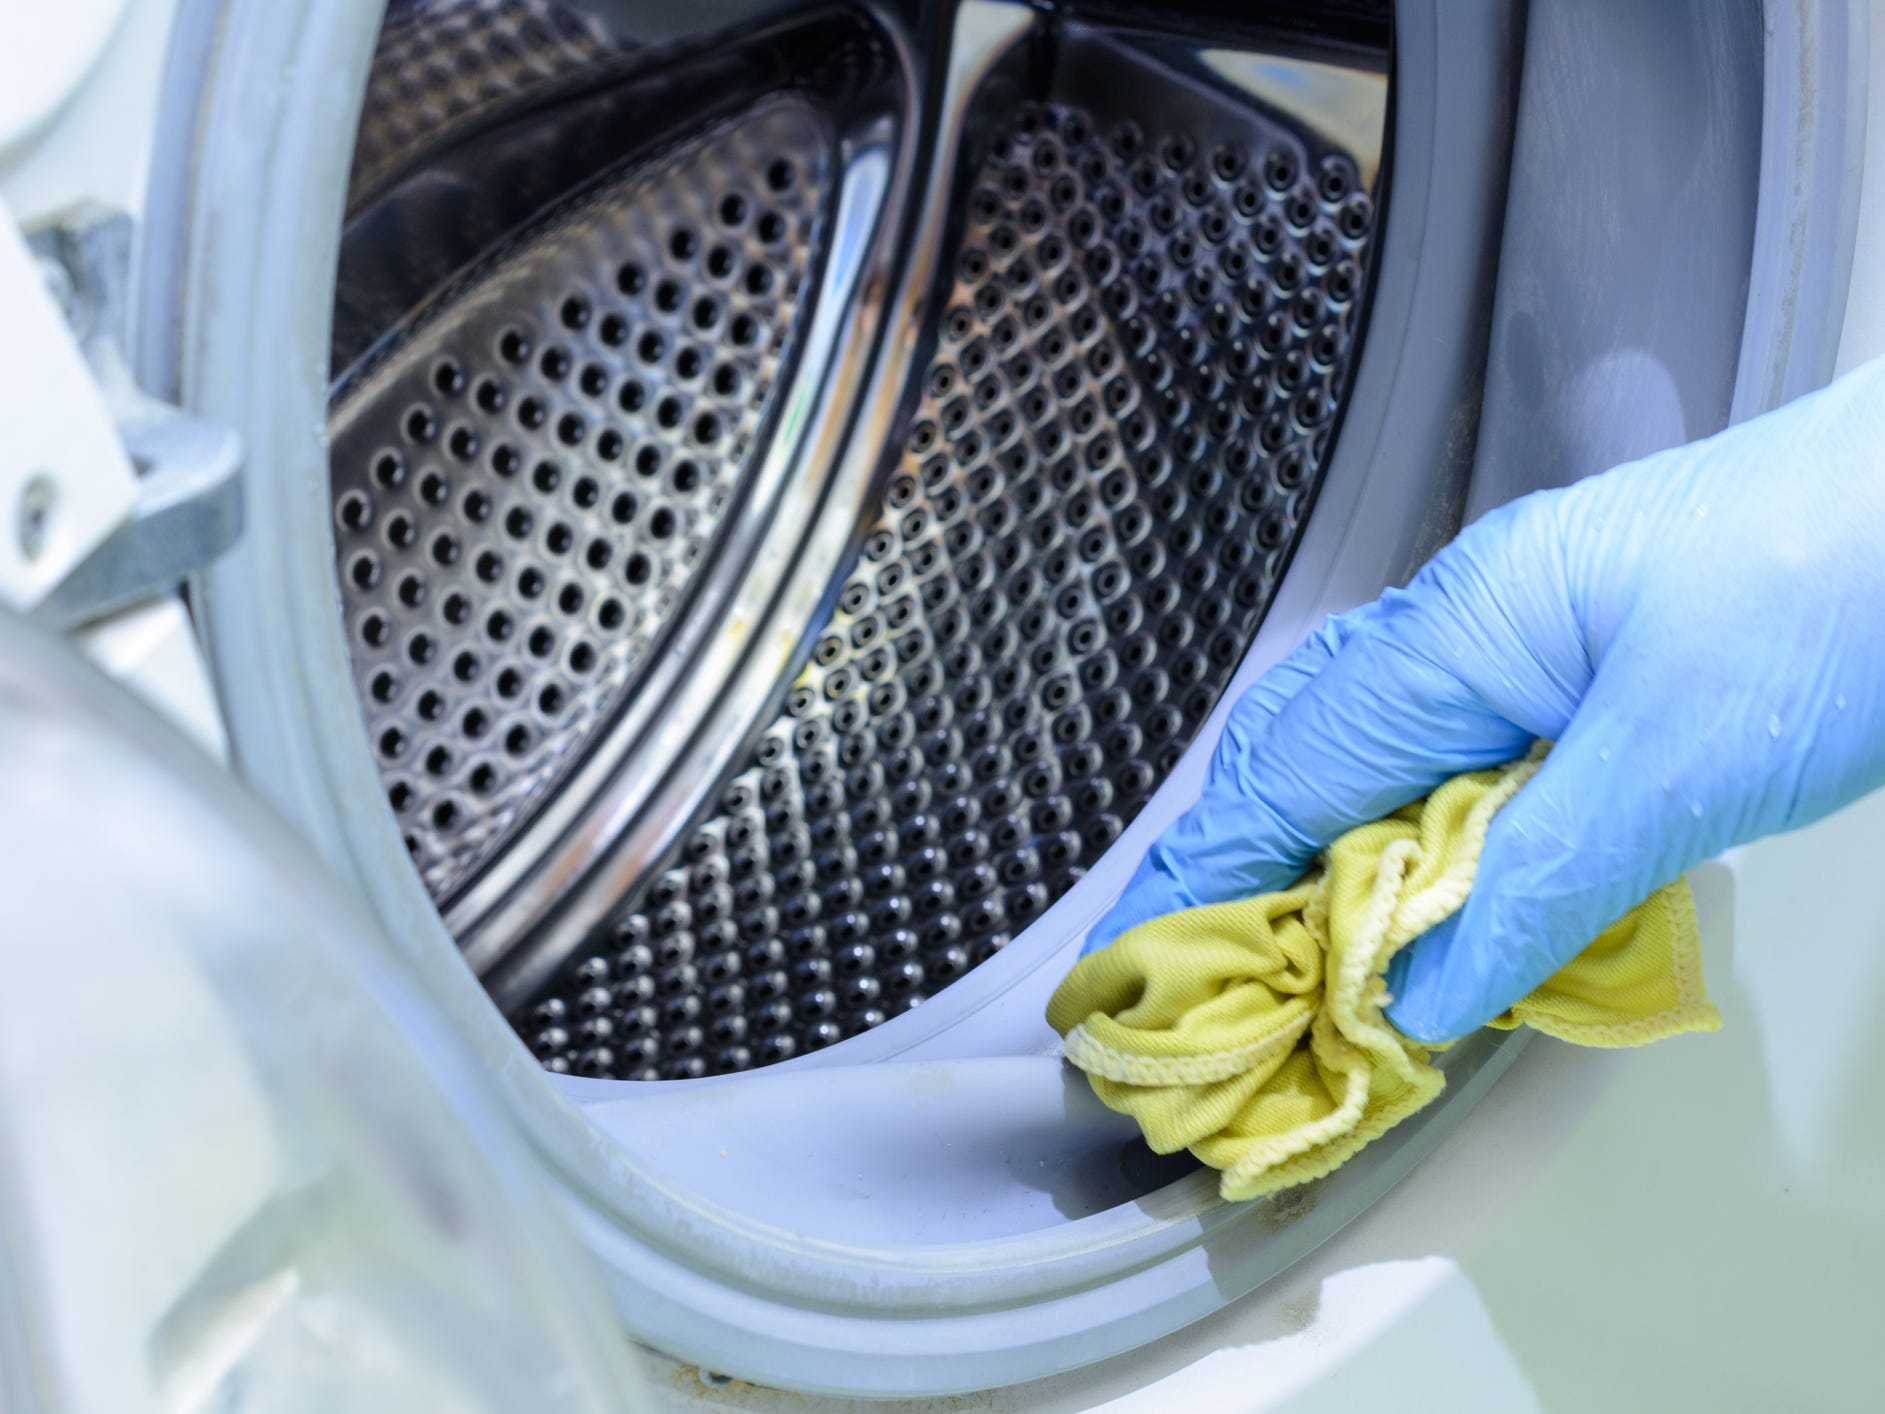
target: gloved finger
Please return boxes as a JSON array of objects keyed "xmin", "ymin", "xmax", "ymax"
[
  {"xmin": 1222, "ymin": 599, "xmax": 1388, "ymax": 736},
  {"xmin": 1227, "ymin": 598, "xmax": 1541, "ymax": 863},
  {"xmin": 1080, "ymin": 602, "xmax": 1382, "ymax": 955},
  {"xmin": 1382, "ymin": 705, "xmax": 1688, "ymax": 1043}
]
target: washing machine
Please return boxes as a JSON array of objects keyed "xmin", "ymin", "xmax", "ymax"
[{"xmin": 4, "ymin": 0, "xmax": 1885, "ymax": 1407}]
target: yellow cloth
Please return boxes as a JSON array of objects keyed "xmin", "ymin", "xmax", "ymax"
[{"xmin": 1046, "ymin": 750, "xmax": 1721, "ymax": 1201}]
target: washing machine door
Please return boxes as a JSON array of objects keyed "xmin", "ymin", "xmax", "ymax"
[
  {"xmin": 0, "ymin": 612, "xmax": 650, "ymax": 1413},
  {"xmin": 122, "ymin": 0, "xmax": 1868, "ymax": 1399}
]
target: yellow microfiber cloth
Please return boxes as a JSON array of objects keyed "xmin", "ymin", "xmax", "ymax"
[{"xmin": 1046, "ymin": 748, "xmax": 1721, "ymax": 1201}]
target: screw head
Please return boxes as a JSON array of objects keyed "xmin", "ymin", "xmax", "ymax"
[{"xmin": 16, "ymin": 473, "xmax": 56, "ymax": 562}]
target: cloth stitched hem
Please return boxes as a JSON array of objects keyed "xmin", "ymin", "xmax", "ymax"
[
  {"xmin": 1490, "ymin": 882, "xmax": 1722, "ymax": 1047},
  {"xmin": 1061, "ymin": 1009, "xmax": 1314, "ymax": 1087}
]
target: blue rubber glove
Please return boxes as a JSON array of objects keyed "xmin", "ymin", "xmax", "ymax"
[{"xmin": 1084, "ymin": 358, "xmax": 1885, "ymax": 1043}]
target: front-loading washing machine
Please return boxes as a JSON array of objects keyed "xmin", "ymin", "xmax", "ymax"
[{"xmin": 5, "ymin": 0, "xmax": 1885, "ymax": 1407}]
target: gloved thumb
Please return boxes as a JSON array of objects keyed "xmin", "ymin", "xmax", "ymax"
[{"xmin": 1382, "ymin": 723, "xmax": 1691, "ymax": 1044}]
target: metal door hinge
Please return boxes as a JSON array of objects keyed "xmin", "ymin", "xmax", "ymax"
[{"xmin": 2, "ymin": 204, "xmax": 243, "ymax": 631}]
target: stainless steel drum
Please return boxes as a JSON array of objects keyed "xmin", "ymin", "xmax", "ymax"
[{"xmin": 326, "ymin": 0, "xmax": 1384, "ymax": 1079}]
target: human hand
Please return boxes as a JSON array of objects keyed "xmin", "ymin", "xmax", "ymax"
[{"xmin": 1083, "ymin": 359, "xmax": 1885, "ymax": 1042}]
